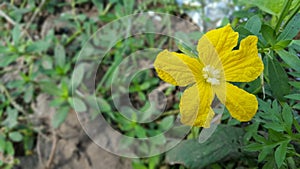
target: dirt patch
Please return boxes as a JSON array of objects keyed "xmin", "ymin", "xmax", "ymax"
[{"xmin": 15, "ymin": 95, "xmax": 132, "ymax": 169}]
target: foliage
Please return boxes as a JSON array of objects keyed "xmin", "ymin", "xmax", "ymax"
[
  {"xmin": 166, "ymin": 125, "xmax": 245, "ymax": 169},
  {"xmin": 0, "ymin": 0, "xmax": 299, "ymax": 168}
]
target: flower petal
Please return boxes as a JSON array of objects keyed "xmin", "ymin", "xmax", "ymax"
[
  {"xmin": 197, "ymin": 24, "xmax": 238, "ymax": 61},
  {"xmin": 222, "ymin": 36, "xmax": 264, "ymax": 82},
  {"xmin": 196, "ymin": 35, "xmax": 221, "ymax": 68},
  {"xmin": 179, "ymin": 82, "xmax": 215, "ymax": 128},
  {"xmin": 154, "ymin": 50, "xmax": 203, "ymax": 86},
  {"xmin": 216, "ymin": 83, "xmax": 258, "ymax": 121}
]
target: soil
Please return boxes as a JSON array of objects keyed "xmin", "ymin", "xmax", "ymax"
[{"xmin": 11, "ymin": 93, "xmax": 132, "ymax": 169}]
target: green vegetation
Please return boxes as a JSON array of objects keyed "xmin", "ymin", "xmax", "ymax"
[{"xmin": 0, "ymin": 0, "xmax": 299, "ymax": 168}]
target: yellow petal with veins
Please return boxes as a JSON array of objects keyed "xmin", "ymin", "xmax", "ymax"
[
  {"xmin": 222, "ymin": 36, "xmax": 264, "ymax": 82},
  {"xmin": 216, "ymin": 83, "xmax": 258, "ymax": 121},
  {"xmin": 179, "ymin": 82, "xmax": 215, "ymax": 128},
  {"xmin": 197, "ymin": 24, "xmax": 239, "ymax": 62},
  {"xmin": 154, "ymin": 50, "xmax": 203, "ymax": 86}
]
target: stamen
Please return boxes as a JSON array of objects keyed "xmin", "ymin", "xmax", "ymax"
[{"xmin": 202, "ymin": 65, "xmax": 221, "ymax": 85}]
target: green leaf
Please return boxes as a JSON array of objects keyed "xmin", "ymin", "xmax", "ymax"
[
  {"xmin": 52, "ymin": 106, "xmax": 70, "ymax": 128},
  {"xmin": 239, "ymin": 0, "xmax": 285, "ymax": 16},
  {"xmin": 287, "ymin": 157, "xmax": 297, "ymax": 169},
  {"xmin": 0, "ymin": 54, "xmax": 18, "ymax": 67},
  {"xmin": 72, "ymin": 63, "xmax": 85, "ymax": 90},
  {"xmin": 5, "ymin": 141, "xmax": 14, "ymax": 155},
  {"xmin": 134, "ymin": 125, "xmax": 147, "ymax": 138},
  {"xmin": 275, "ymin": 141, "xmax": 289, "ymax": 168},
  {"xmin": 149, "ymin": 156, "xmax": 160, "ymax": 169},
  {"xmin": 277, "ymin": 13, "xmax": 300, "ymax": 41},
  {"xmin": 98, "ymin": 97, "xmax": 111, "ymax": 112},
  {"xmin": 138, "ymin": 92, "xmax": 146, "ymax": 101},
  {"xmin": 235, "ymin": 25, "xmax": 267, "ymax": 47},
  {"xmin": 140, "ymin": 82, "xmax": 151, "ymax": 91},
  {"xmin": 261, "ymin": 25, "xmax": 276, "ymax": 46},
  {"xmin": 253, "ymin": 134, "xmax": 266, "ymax": 143},
  {"xmin": 49, "ymin": 97, "xmax": 66, "ymax": 107},
  {"xmin": 12, "ymin": 24, "xmax": 21, "ymax": 44},
  {"xmin": 26, "ymin": 40, "xmax": 51, "ymax": 53},
  {"xmin": 91, "ymin": 0, "xmax": 104, "ymax": 12},
  {"xmin": 258, "ymin": 147, "xmax": 272, "ymax": 162},
  {"xmin": 244, "ymin": 142, "xmax": 278, "ymax": 152},
  {"xmin": 24, "ymin": 84, "xmax": 34, "ymax": 103},
  {"xmin": 282, "ymin": 103, "xmax": 293, "ymax": 129},
  {"xmin": 267, "ymin": 57, "xmax": 290, "ymax": 101},
  {"xmin": 285, "ymin": 94, "xmax": 300, "ymax": 100},
  {"xmin": 273, "ymin": 40, "xmax": 291, "ymax": 50},
  {"xmin": 8, "ymin": 132, "xmax": 23, "ymax": 142},
  {"xmin": 235, "ymin": 25, "xmax": 253, "ymax": 39},
  {"xmin": 276, "ymin": 50, "xmax": 300, "ymax": 72},
  {"xmin": 23, "ymin": 134, "xmax": 34, "ymax": 152},
  {"xmin": 245, "ymin": 15, "xmax": 262, "ymax": 35},
  {"xmin": 177, "ymin": 41, "xmax": 198, "ymax": 58},
  {"xmin": 159, "ymin": 116, "xmax": 174, "ymax": 131},
  {"xmin": 148, "ymin": 134, "xmax": 166, "ymax": 145},
  {"xmin": 291, "ymin": 39, "xmax": 300, "ymax": 46},
  {"xmin": 263, "ymin": 158, "xmax": 276, "ymax": 169},
  {"xmin": 268, "ymin": 130, "xmax": 285, "ymax": 142},
  {"xmin": 41, "ymin": 55, "xmax": 53, "ymax": 69},
  {"xmin": 244, "ymin": 122, "xmax": 259, "ymax": 141},
  {"xmin": 292, "ymin": 103, "xmax": 300, "ymax": 110},
  {"xmin": 132, "ymin": 162, "xmax": 147, "ymax": 169},
  {"xmin": 0, "ymin": 137, "xmax": 5, "ymax": 152},
  {"xmin": 263, "ymin": 123, "xmax": 285, "ymax": 132},
  {"xmin": 289, "ymin": 72, "xmax": 300, "ymax": 77},
  {"xmin": 289, "ymin": 81, "xmax": 300, "ymax": 88},
  {"xmin": 119, "ymin": 137, "xmax": 134, "ymax": 149},
  {"xmin": 1, "ymin": 108, "xmax": 18, "ymax": 129},
  {"xmin": 68, "ymin": 97, "xmax": 87, "ymax": 112},
  {"xmin": 123, "ymin": 0, "xmax": 134, "ymax": 15},
  {"xmin": 39, "ymin": 81, "xmax": 62, "ymax": 96},
  {"xmin": 166, "ymin": 125, "xmax": 244, "ymax": 168},
  {"xmin": 109, "ymin": 0, "xmax": 118, "ymax": 3},
  {"xmin": 293, "ymin": 119, "xmax": 300, "ymax": 132},
  {"xmin": 54, "ymin": 44, "xmax": 66, "ymax": 68}
]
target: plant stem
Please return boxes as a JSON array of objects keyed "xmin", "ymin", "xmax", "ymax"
[
  {"xmin": 45, "ymin": 130, "xmax": 58, "ymax": 169},
  {"xmin": 192, "ymin": 127, "xmax": 197, "ymax": 139},
  {"xmin": 64, "ymin": 29, "xmax": 82, "ymax": 46},
  {"xmin": 275, "ymin": 0, "xmax": 293, "ymax": 34},
  {"xmin": 161, "ymin": 110, "xmax": 180, "ymax": 117},
  {"xmin": 283, "ymin": 0, "xmax": 300, "ymax": 28},
  {"xmin": 21, "ymin": 0, "xmax": 48, "ymax": 40},
  {"xmin": 0, "ymin": 83, "xmax": 26, "ymax": 115},
  {"xmin": 0, "ymin": 9, "xmax": 16, "ymax": 25}
]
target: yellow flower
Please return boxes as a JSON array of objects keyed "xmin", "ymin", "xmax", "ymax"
[{"xmin": 154, "ymin": 24, "xmax": 264, "ymax": 128}]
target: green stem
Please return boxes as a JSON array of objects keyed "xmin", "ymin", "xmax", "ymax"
[
  {"xmin": 71, "ymin": 0, "xmax": 81, "ymax": 28},
  {"xmin": 275, "ymin": 0, "xmax": 293, "ymax": 33},
  {"xmin": 283, "ymin": 0, "xmax": 300, "ymax": 28},
  {"xmin": 0, "ymin": 83, "xmax": 26, "ymax": 115},
  {"xmin": 101, "ymin": 3, "xmax": 112, "ymax": 16},
  {"xmin": 258, "ymin": 48, "xmax": 271, "ymax": 54},
  {"xmin": 199, "ymin": 0, "xmax": 207, "ymax": 32},
  {"xmin": 191, "ymin": 127, "xmax": 197, "ymax": 139},
  {"xmin": 64, "ymin": 30, "xmax": 82, "ymax": 46},
  {"xmin": 251, "ymin": 86, "xmax": 262, "ymax": 95},
  {"xmin": 161, "ymin": 110, "xmax": 180, "ymax": 117}
]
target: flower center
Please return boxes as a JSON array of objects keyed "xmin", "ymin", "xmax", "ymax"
[{"xmin": 202, "ymin": 65, "xmax": 221, "ymax": 85}]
